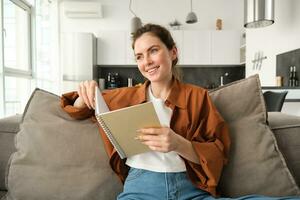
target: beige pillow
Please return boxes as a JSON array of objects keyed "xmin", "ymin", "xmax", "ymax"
[
  {"xmin": 209, "ymin": 74, "xmax": 300, "ymax": 197},
  {"xmin": 5, "ymin": 89, "xmax": 122, "ymax": 200}
]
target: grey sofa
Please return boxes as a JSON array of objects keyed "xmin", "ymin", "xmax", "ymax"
[{"xmin": 0, "ymin": 112, "xmax": 300, "ymax": 198}]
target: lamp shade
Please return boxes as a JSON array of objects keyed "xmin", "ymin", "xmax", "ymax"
[
  {"xmin": 186, "ymin": 12, "xmax": 198, "ymax": 24},
  {"xmin": 244, "ymin": 0, "xmax": 274, "ymax": 28},
  {"xmin": 131, "ymin": 16, "xmax": 142, "ymax": 34}
]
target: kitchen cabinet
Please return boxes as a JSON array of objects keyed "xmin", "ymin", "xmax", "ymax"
[
  {"xmin": 170, "ymin": 30, "xmax": 184, "ymax": 65},
  {"xmin": 126, "ymin": 32, "xmax": 136, "ymax": 65},
  {"xmin": 61, "ymin": 32, "xmax": 96, "ymax": 81},
  {"xmin": 211, "ymin": 30, "xmax": 240, "ymax": 64},
  {"xmin": 97, "ymin": 31, "xmax": 126, "ymax": 65},
  {"xmin": 97, "ymin": 30, "xmax": 241, "ymax": 65},
  {"xmin": 183, "ymin": 30, "xmax": 211, "ymax": 65},
  {"xmin": 61, "ymin": 32, "xmax": 97, "ymax": 92}
]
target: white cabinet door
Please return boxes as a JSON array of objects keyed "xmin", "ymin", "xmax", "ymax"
[
  {"xmin": 211, "ymin": 30, "xmax": 240, "ymax": 64},
  {"xmin": 183, "ymin": 31, "xmax": 211, "ymax": 65},
  {"xmin": 170, "ymin": 30, "xmax": 184, "ymax": 65},
  {"xmin": 126, "ymin": 32, "xmax": 136, "ymax": 65},
  {"xmin": 61, "ymin": 32, "xmax": 94, "ymax": 81},
  {"xmin": 97, "ymin": 31, "xmax": 126, "ymax": 65}
]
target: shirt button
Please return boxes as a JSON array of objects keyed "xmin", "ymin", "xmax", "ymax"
[{"xmin": 165, "ymin": 101, "xmax": 170, "ymax": 106}]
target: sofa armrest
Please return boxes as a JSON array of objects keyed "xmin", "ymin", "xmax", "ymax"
[
  {"xmin": 0, "ymin": 114, "xmax": 22, "ymax": 133},
  {"xmin": 268, "ymin": 112, "xmax": 300, "ymax": 187},
  {"xmin": 0, "ymin": 114, "xmax": 22, "ymax": 191}
]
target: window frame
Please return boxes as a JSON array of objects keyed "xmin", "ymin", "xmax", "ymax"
[
  {"xmin": 3, "ymin": 0, "xmax": 33, "ymax": 77},
  {"xmin": 1, "ymin": 0, "xmax": 33, "ymax": 117}
]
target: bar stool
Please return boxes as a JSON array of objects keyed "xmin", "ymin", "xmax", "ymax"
[{"xmin": 263, "ymin": 91, "xmax": 288, "ymax": 112}]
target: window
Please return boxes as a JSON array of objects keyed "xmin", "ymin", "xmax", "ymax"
[
  {"xmin": 1, "ymin": 0, "xmax": 32, "ymax": 117},
  {"xmin": 3, "ymin": 0, "xmax": 32, "ymax": 74},
  {"xmin": 4, "ymin": 76, "xmax": 32, "ymax": 116},
  {"xmin": 0, "ymin": 0, "xmax": 60, "ymax": 118}
]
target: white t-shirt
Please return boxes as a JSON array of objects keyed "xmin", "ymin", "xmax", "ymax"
[{"xmin": 125, "ymin": 86, "xmax": 186, "ymax": 172}]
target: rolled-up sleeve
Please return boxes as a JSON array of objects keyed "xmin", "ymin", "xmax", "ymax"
[
  {"xmin": 60, "ymin": 91, "xmax": 94, "ymax": 119},
  {"xmin": 187, "ymin": 92, "xmax": 230, "ymax": 196}
]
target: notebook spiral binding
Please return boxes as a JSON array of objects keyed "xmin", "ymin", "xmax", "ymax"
[{"xmin": 95, "ymin": 115, "xmax": 126, "ymax": 159}]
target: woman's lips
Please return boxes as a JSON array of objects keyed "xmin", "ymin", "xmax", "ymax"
[{"xmin": 147, "ymin": 66, "xmax": 159, "ymax": 75}]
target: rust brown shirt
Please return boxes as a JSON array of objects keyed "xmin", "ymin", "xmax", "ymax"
[{"xmin": 60, "ymin": 78, "xmax": 230, "ymax": 196}]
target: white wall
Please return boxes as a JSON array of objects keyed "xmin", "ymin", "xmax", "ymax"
[
  {"xmin": 59, "ymin": 0, "xmax": 244, "ymax": 34},
  {"xmin": 0, "ymin": 0, "xmax": 4, "ymax": 117},
  {"xmin": 246, "ymin": 0, "xmax": 300, "ymax": 86}
]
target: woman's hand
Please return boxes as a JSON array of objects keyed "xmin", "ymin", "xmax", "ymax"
[
  {"xmin": 136, "ymin": 127, "xmax": 200, "ymax": 164},
  {"xmin": 76, "ymin": 80, "xmax": 98, "ymax": 109},
  {"xmin": 136, "ymin": 127, "xmax": 181, "ymax": 153}
]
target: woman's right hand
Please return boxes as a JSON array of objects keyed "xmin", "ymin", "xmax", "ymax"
[{"xmin": 76, "ymin": 80, "xmax": 98, "ymax": 109}]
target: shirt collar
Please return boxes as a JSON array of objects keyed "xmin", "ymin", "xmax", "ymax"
[{"xmin": 135, "ymin": 78, "xmax": 186, "ymax": 109}]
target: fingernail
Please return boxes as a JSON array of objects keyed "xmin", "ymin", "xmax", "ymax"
[
  {"xmin": 136, "ymin": 129, "xmax": 142, "ymax": 132},
  {"xmin": 134, "ymin": 136, "xmax": 139, "ymax": 140}
]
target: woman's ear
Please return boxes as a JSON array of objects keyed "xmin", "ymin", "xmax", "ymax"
[{"xmin": 170, "ymin": 46, "xmax": 178, "ymax": 61}]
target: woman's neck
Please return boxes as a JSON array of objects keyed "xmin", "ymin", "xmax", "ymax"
[{"xmin": 150, "ymin": 76, "xmax": 173, "ymax": 100}]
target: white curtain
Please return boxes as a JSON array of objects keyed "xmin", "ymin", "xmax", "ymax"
[{"xmin": 34, "ymin": 0, "xmax": 62, "ymax": 95}]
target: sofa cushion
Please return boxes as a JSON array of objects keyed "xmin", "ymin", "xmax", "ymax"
[
  {"xmin": 209, "ymin": 75, "xmax": 300, "ymax": 197},
  {"xmin": 0, "ymin": 115, "xmax": 20, "ymax": 191},
  {"xmin": 5, "ymin": 89, "xmax": 122, "ymax": 200},
  {"xmin": 268, "ymin": 112, "xmax": 300, "ymax": 187}
]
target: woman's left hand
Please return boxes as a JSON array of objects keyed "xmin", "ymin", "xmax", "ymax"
[{"xmin": 135, "ymin": 127, "xmax": 181, "ymax": 153}]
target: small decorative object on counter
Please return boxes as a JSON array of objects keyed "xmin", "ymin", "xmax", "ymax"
[
  {"xmin": 288, "ymin": 66, "xmax": 293, "ymax": 86},
  {"xmin": 114, "ymin": 73, "xmax": 120, "ymax": 88},
  {"xmin": 293, "ymin": 66, "xmax": 298, "ymax": 86},
  {"xmin": 107, "ymin": 73, "xmax": 112, "ymax": 89},
  {"xmin": 276, "ymin": 76, "xmax": 283, "ymax": 87},
  {"xmin": 288, "ymin": 66, "xmax": 298, "ymax": 87},
  {"xmin": 99, "ymin": 78, "xmax": 105, "ymax": 91},
  {"xmin": 128, "ymin": 78, "xmax": 133, "ymax": 87},
  {"xmin": 110, "ymin": 74, "xmax": 117, "ymax": 89},
  {"xmin": 216, "ymin": 18, "xmax": 222, "ymax": 30},
  {"xmin": 107, "ymin": 73, "xmax": 121, "ymax": 89}
]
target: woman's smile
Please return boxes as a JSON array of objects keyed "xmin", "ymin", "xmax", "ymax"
[{"xmin": 146, "ymin": 66, "xmax": 159, "ymax": 75}]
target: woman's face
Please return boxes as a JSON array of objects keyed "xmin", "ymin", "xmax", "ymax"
[{"xmin": 134, "ymin": 33, "xmax": 177, "ymax": 83}]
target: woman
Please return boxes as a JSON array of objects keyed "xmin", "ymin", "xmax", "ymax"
[{"xmin": 61, "ymin": 24, "xmax": 298, "ymax": 200}]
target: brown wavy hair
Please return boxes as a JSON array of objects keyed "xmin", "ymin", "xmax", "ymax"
[{"xmin": 131, "ymin": 24, "xmax": 182, "ymax": 81}]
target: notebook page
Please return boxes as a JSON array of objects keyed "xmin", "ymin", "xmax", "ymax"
[{"xmin": 95, "ymin": 87, "xmax": 109, "ymax": 115}]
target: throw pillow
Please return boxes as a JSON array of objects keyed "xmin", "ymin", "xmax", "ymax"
[
  {"xmin": 5, "ymin": 89, "xmax": 122, "ymax": 200},
  {"xmin": 209, "ymin": 74, "xmax": 300, "ymax": 197}
]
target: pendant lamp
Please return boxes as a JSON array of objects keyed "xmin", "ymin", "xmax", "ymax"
[
  {"xmin": 129, "ymin": 0, "xmax": 142, "ymax": 34},
  {"xmin": 244, "ymin": 0, "xmax": 274, "ymax": 28},
  {"xmin": 186, "ymin": 0, "xmax": 198, "ymax": 24}
]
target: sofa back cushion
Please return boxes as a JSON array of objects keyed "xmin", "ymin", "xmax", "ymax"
[
  {"xmin": 209, "ymin": 75, "xmax": 300, "ymax": 197},
  {"xmin": 5, "ymin": 89, "xmax": 122, "ymax": 200}
]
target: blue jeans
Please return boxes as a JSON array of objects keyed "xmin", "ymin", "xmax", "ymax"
[{"xmin": 117, "ymin": 168, "xmax": 300, "ymax": 200}]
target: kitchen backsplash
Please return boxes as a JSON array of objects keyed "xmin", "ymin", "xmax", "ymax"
[
  {"xmin": 276, "ymin": 48, "xmax": 300, "ymax": 87},
  {"xmin": 97, "ymin": 65, "xmax": 245, "ymax": 90}
]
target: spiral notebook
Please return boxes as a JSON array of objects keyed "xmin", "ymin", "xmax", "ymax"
[{"xmin": 95, "ymin": 87, "xmax": 161, "ymax": 159}]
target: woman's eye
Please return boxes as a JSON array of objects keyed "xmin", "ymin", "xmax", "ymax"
[
  {"xmin": 150, "ymin": 48, "xmax": 158, "ymax": 54},
  {"xmin": 135, "ymin": 55, "xmax": 142, "ymax": 61}
]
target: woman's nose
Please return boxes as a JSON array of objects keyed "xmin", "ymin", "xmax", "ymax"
[{"xmin": 144, "ymin": 55, "xmax": 153, "ymax": 65}]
